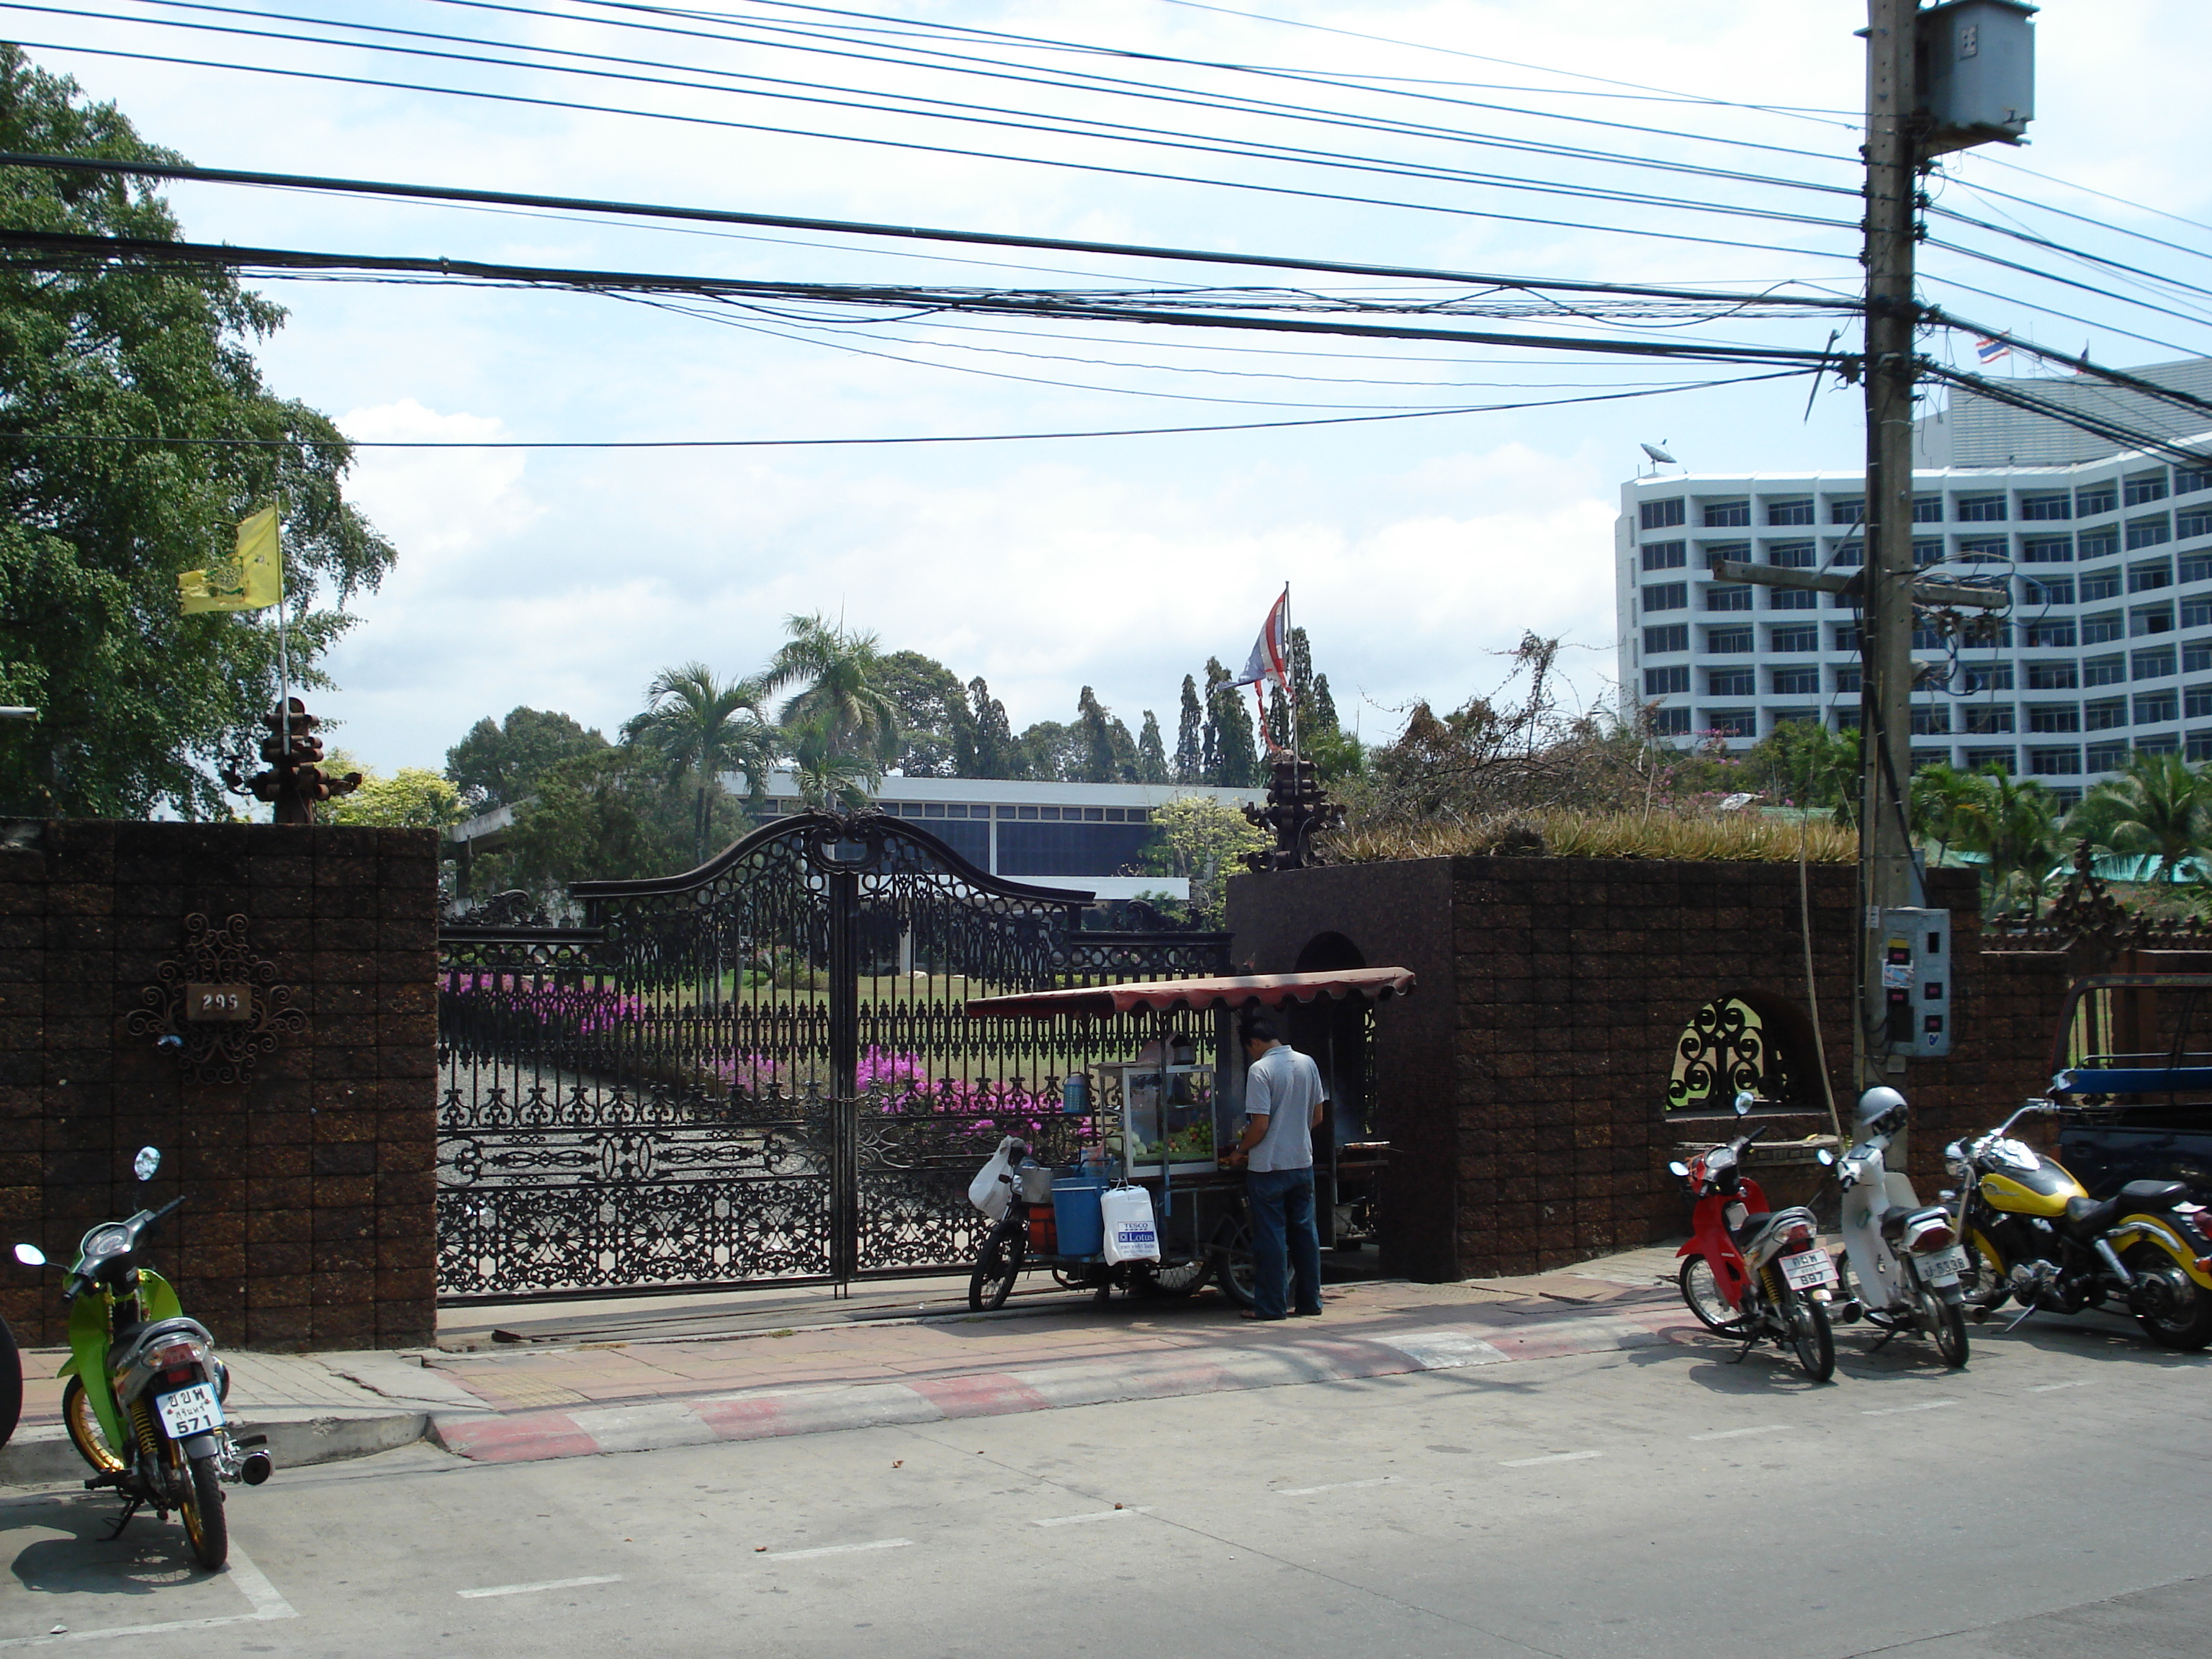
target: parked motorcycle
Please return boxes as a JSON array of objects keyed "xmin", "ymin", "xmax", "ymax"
[
  {"xmin": 1831, "ymin": 1087, "xmax": 1970, "ymax": 1368},
  {"xmin": 1671, "ymin": 1095, "xmax": 1839, "ymax": 1381},
  {"xmin": 1946, "ymin": 1101, "xmax": 2212, "ymax": 1351},
  {"xmin": 12, "ymin": 1147, "xmax": 271, "ymax": 1568}
]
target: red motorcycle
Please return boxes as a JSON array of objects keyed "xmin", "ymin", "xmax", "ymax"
[{"xmin": 1671, "ymin": 1105, "xmax": 1839, "ymax": 1382}]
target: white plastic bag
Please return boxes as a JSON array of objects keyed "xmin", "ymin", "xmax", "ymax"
[
  {"xmin": 1100, "ymin": 1184, "xmax": 1161, "ymax": 1264},
  {"xmin": 968, "ymin": 1136, "xmax": 1022, "ymax": 1220}
]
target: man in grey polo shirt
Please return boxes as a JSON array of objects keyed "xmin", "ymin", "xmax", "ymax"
[{"xmin": 1226, "ymin": 1012, "xmax": 1326, "ymax": 1321}]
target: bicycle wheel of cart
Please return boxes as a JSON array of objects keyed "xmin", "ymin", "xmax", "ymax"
[
  {"xmin": 1213, "ymin": 1215, "xmax": 1257, "ymax": 1308},
  {"xmin": 968, "ymin": 1215, "xmax": 1025, "ymax": 1312},
  {"xmin": 1135, "ymin": 1256, "xmax": 1212, "ymax": 1298}
]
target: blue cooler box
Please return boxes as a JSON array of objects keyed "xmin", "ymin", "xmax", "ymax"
[{"xmin": 1051, "ymin": 1175, "xmax": 1106, "ymax": 1257}]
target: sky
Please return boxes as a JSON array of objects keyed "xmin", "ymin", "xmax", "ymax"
[{"xmin": 19, "ymin": 1, "xmax": 2212, "ymax": 772}]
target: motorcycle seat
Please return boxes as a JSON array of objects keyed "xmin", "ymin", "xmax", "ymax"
[
  {"xmin": 2063, "ymin": 1181, "xmax": 2192, "ymax": 1240},
  {"xmin": 1727, "ymin": 1212, "xmax": 1773, "ymax": 1245},
  {"xmin": 1877, "ymin": 1205, "xmax": 1919, "ymax": 1241},
  {"xmin": 107, "ymin": 1316, "xmax": 212, "ymax": 1376},
  {"xmin": 2062, "ymin": 1195, "xmax": 2121, "ymax": 1238},
  {"xmin": 2116, "ymin": 1178, "xmax": 2191, "ymax": 1212}
]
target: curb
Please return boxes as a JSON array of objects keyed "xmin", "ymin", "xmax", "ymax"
[
  {"xmin": 0, "ymin": 1411, "xmax": 429, "ymax": 1490},
  {"xmin": 431, "ymin": 1308, "xmax": 1696, "ymax": 1465}
]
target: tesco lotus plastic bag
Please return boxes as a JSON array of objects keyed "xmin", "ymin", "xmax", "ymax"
[
  {"xmin": 967, "ymin": 1136, "xmax": 1023, "ymax": 1220},
  {"xmin": 1100, "ymin": 1184, "xmax": 1161, "ymax": 1264}
]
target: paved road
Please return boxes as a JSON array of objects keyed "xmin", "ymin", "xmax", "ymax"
[{"xmin": 3, "ymin": 1312, "xmax": 2205, "ymax": 1657}]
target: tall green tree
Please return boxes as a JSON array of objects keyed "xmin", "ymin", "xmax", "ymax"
[
  {"xmin": 1205, "ymin": 657, "xmax": 1262, "ymax": 787},
  {"xmin": 2070, "ymin": 750, "xmax": 2212, "ymax": 884},
  {"xmin": 445, "ymin": 707, "xmax": 608, "ymax": 811},
  {"xmin": 1311, "ymin": 673, "xmax": 1340, "ymax": 735},
  {"xmin": 1075, "ymin": 685, "xmax": 1136, "ymax": 783},
  {"xmin": 760, "ymin": 614, "xmax": 899, "ymax": 794},
  {"xmin": 621, "ymin": 662, "xmax": 771, "ymax": 866},
  {"xmin": 876, "ymin": 649, "xmax": 974, "ymax": 778},
  {"xmin": 1136, "ymin": 711, "xmax": 1168, "ymax": 784},
  {"xmin": 965, "ymin": 677, "xmax": 1019, "ymax": 778},
  {"xmin": 0, "ymin": 50, "xmax": 395, "ymax": 817},
  {"xmin": 1014, "ymin": 719, "xmax": 1083, "ymax": 782},
  {"xmin": 1173, "ymin": 675, "xmax": 1204, "ymax": 783}
]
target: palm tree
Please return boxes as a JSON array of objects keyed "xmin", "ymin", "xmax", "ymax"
[
  {"xmin": 1910, "ymin": 760, "xmax": 1981, "ymax": 866},
  {"xmin": 757, "ymin": 615, "xmax": 900, "ymax": 794},
  {"xmin": 623, "ymin": 662, "xmax": 773, "ymax": 866},
  {"xmin": 2069, "ymin": 750, "xmax": 2212, "ymax": 885},
  {"xmin": 1953, "ymin": 767, "xmax": 2059, "ymax": 917}
]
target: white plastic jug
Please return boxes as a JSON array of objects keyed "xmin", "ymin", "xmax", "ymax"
[{"xmin": 1100, "ymin": 1184, "xmax": 1161, "ymax": 1264}]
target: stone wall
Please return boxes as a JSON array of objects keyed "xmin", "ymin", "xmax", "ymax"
[
  {"xmin": 1228, "ymin": 855, "xmax": 2080, "ymax": 1281},
  {"xmin": 0, "ymin": 820, "xmax": 439, "ymax": 1350}
]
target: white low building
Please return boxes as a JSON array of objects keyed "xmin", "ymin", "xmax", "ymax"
[{"xmin": 1614, "ymin": 358, "xmax": 2212, "ymax": 806}]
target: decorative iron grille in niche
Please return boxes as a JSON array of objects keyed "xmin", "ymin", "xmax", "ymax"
[
  {"xmin": 1666, "ymin": 994, "xmax": 1803, "ymax": 1112},
  {"xmin": 127, "ymin": 912, "xmax": 304, "ymax": 1085}
]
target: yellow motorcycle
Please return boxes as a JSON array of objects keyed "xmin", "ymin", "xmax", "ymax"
[{"xmin": 1946, "ymin": 1101, "xmax": 2212, "ymax": 1350}]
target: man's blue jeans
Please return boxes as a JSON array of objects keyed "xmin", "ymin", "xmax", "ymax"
[{"xmin": 1246, "ymin": 1166, "xmax": 1323, "ymax": 1320}]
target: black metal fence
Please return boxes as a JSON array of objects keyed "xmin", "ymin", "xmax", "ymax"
[{"xmin": 436, "ymin": 810, "xmax": 1226, "ymax": 1301}]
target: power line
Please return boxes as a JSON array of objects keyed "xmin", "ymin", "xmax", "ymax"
[
  {"xmin": 9, "ymin": 37, "xmax": 1861, "ymax": 261},
  {"xmin": 1, "ymin": 152, "xmax": 1863, "ymax": 313},
  {"xmin": 0, "ymin": 367, "xmax": 1817, "ymax": 449}
]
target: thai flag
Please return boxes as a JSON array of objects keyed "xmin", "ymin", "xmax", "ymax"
[{"xmin": 1974, "ymin": 336, "xmax": 2010, "ymax": 365}]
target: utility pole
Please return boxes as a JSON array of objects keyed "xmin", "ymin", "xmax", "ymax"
[{"xmin": 1858, "ymin": 0, "xmax": 1923, "ymax": 1092}]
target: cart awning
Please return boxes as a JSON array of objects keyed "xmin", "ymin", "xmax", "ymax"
[{"xmin": 964, "ymin": 966, "xmax": 1414, "ymax": 1020}]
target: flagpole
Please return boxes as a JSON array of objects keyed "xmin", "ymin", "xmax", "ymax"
[{"xmin": 1283, "ymin": 583, "xmax": 1298, "ymax": 765}]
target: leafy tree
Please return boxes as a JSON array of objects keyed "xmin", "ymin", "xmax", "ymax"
[
  {"xmin": 1311, "ymin": 672, "xmax": 1340, "ymax": 736},
  {"xmin": 444, "ymin": 706, "xmax": 607, "ymax": 811},
  {"xmin": 2069, "ymin": 750, "xmax": 2212, "ymax": 884},
  {"xmin": 965, "ymin": 677, "xmax": 1019, "ymax": 778},
  {"xmin": 488, "ymin": 746, "xmax": 722, "ymax": 898},
  {"xmin": 0, "ymin": 49, "xmax": 395, "ymax": 817},
  {"xmin": 1136, "ymin": 711, "xmax": 1168, "ymax": 784},
  {"xmin": 1173, "ymin": 675, "xmax": 1203, "ymax": 783},
  {"xmin": 323, "ymin": 765, "xmax": 463, "ymax": 830},
  {"xmin": 1138, "ymin": 795, "xmax": 1269, "ymax": 927},
  {"xmin": 760, "ymin": 613, "xmax": 899, "ymax": 792},
  {"xmin": 877, "ymin": 649, "xmax": 974, "ymax": 777},
  {"xmin": 621, "ymin": 662, "xmax": 772, "ymax": 866},
  {"xmin": 1013, "ymin": 719, "xmax": 1083, "ymax": 782},
  {"xmin": 1075, "ymin": 685, "xmax": 1136, "ymax": 783},
  {"xmin": 1204, "ymin": 657, "xmax": 1262, "ymax": 787},
  {"xmin": 1746, "ymin": 719, "xmax": 1861, "ymax": 824}
]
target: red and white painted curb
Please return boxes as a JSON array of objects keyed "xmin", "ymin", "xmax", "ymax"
[{"xmin": 431, "ymin": 1306, "xmax": 1700, "ymax": 1465}]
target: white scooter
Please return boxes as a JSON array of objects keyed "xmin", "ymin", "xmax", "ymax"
[{"xmin": 1832, "ymin": 1086, "xmax": 1972, "ymax": 1368}]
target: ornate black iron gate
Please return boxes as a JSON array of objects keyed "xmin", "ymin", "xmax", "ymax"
[{"xmin": 436, "ymin": 811, "xmax": 1225, "ymax": 1301}]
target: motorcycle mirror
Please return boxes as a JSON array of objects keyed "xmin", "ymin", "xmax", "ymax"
[
  {"xmin": 133, "ymin": 1146, "xmax": 161, "ymax": 1182},
  {"xmin": 1816, "ymin": 1149, "xmax": 1835, "ymax": 1166},
  {"xmin": 13, "ymin": 1242, "xmax": 45, "ymax": 1267},
  {"xmin": 1732, "ymin": 1091, "xmax": 1755, "ymax": 1117},
  {"xmin": 1667, "ymin": 1160, "xmax": 1690, "ymax": 1178}
]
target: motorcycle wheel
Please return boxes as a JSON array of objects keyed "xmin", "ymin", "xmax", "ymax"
[
  {"xmin": 1920, "ymin": 1287, "xmax": 1970, "ymax": 1368},
  {"xmin": 1786, "ymin": 1292, "xmax": 1835, "ymax": 1382},
  {"xmin": 1134, "ymin": 1256, "xmax": 1211, "ymax": 1298},
  {"xmin": 1678, "ymin": 1257, "xmax": 1749, "ymax": 1335},
  {"xmin": 0, "ymin": 1315, "xmax": 19, "ymax": 1451},
  {"xmin": 176, "ymin": 1451, "xmax": 228, "ymax": 1572},
  {"xmin": 61, "ymin": 1377, "xmax": 127, "ymax": 1475},
  {"xmin": 1212, "ymin": 1215, "xmax": 1257, "ymax": 1309},
  {"xmin": 967, "ymin": 1214, "xmax": 1024, "ymax": 1313},
  {"xmin": 2126, "ymin": 1244, "xmax": 2212, "ymax": 1352}
]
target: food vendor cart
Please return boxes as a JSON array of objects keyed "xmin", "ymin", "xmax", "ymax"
[{"xmin": 961, "ymin": 966, "xmax": 1415, "ymax": 1310}]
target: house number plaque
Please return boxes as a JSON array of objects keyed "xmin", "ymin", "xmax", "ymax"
[{"xmin": 185, "ymin": 983, "xmax": 252, "ymax": 1021}]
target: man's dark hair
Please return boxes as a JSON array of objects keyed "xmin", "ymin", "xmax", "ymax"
[{"xmin": 1241, "ymin": 1012, "xmax": 1279, "ymax": 1044}]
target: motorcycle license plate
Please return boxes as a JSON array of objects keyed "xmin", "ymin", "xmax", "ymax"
[
  {"xmin": 1781, "ymin": 1250, "xmax": 1838, "ymax": 1290},
  {"xmin": 154, "ymin": 1382, "xmax": 225, "ymax": 1438},
  {"xmin": 1917, "ymin": 1246, "xmax": 1969, "ymax": 1285}
]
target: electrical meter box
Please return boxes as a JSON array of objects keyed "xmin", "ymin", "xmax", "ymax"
[
  {"xmin": 1916, "ymin": 0, "xmax": 2036, "ymax": 156},
  {"xmin": 1881, "ymin": 907, "xmax": 1954, "ymax": 1058}
]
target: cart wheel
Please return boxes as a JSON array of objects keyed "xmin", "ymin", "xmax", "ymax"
[
  {"xmin": 1213, "ymin": 1215, "xmax": 1257, "ymax": 1309},
  {"xmin": 1135, "ymin": 1256, "xmax": 1211, "ymax": 1298},
  {"xmin": 968, "ymin": 1214, "xmax": 1025, "ymax": 1312}
]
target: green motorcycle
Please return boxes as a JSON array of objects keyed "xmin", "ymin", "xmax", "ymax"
[{"xmin": 12, "ymin": 1147, "xmax": 270, "ymax": 1569}]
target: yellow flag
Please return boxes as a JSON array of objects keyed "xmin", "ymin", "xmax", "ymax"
[{"xmin": 179, "ymin": 506, "xmax": 284, "ymax": 614}]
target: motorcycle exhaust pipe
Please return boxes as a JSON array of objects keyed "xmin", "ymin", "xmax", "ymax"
[{"xmin": 239, "ymin": 1451, "xmax": 273, "ymax": 1486}]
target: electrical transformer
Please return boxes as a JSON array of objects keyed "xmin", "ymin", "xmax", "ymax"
[{"xmin": 1916, "ymin": 0, "xmax": 2036, "ymax": 156}]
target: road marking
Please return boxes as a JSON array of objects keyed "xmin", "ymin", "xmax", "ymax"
[
  {"xmin": 1276, "ymin": 1478, "xmax": 1392, "ymax": 1496},
  {"xmin": 1861, "ymin": 1399, "xmax": 1959, "ymax": 1416},
  {"xmin": 1033, "ymin": 1507, "xmax": 1154, "ymax": 1527},
  {"xmin": 2027, "ymin": 1380, "xmax": 2094, "ymax": 1393},
  {"xmin": 1499, "ymin": 1450, "xmax": 1602, "ymax": 1467},
  {"xmin": 761, "ymin": 1537, "xmax": 914, "ymax": 1560},
  {"xmin": 457, "ymin": 1574, "xmax": 625, "ymax": 1600},
  {"xmin": 1690, "ymin": 1425, "xmax": 1792, "ymax": 1442},
  {"xmin": 0, "ymin": 1544, "xmax": 295, "ymax": 1648}
]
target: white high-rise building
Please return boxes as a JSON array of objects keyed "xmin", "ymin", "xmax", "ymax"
[{"xmin": 1615, "ymin": 359, "xmax": 2212, "ymax": 805}]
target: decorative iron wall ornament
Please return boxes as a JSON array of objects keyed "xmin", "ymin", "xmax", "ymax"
[
  {"xmin": 1984, "ymin": 846, "xmax": 2212, "ymax": 962},
  {"xmin": 436, "ymin": 810, "xmax": 1231, "ymax": 1300},
  {"xmin": 1241, "ymin": 757, "xmax": 1346, "ymax": 873},
  {"xmin": 1667, "ymin": 995, "xmax": 1800, "ymax": 1112},
  {"xmin": 127, "ymin": 913, "xmax": 304, "ymax": 1084}
]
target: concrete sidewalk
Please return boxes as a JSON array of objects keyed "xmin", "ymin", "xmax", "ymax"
[{"xmin": 2, "ymin": 1246, "xmax": 1699, "ymax": 1485}]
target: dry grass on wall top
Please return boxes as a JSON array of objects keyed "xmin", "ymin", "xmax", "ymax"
[{"xmin": 1327, "ymin": 809, "xmax": 1857, "ymax": 865}]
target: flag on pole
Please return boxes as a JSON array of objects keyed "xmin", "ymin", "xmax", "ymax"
[
  {"xmin": 179, "ymin": 505, "xmax": 284, "ymax": 613},
  {"xmin": 1230, "ymin": 587, "xmax": 1290, "ymax": 692},
  {"xmin": 1973, "ymin": 336, "xmax": 2010, "ymax": 367}
]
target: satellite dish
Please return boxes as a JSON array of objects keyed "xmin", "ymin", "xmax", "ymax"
[{"xmin": 1640, "ymin": 442, "xmax": 1677, "ymax": 465}]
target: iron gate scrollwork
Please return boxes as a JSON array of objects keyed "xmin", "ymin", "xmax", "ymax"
[{"xmin": 437, "ymin": 811, "xmax": 1226, "ymax": 1300}]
